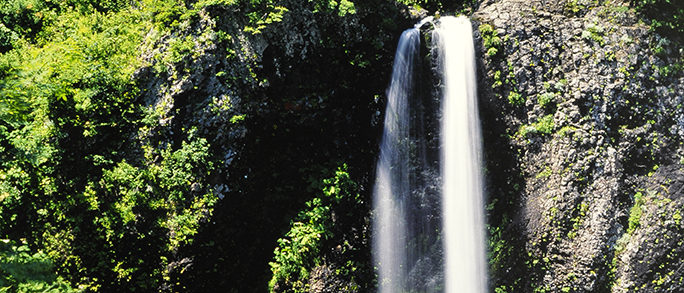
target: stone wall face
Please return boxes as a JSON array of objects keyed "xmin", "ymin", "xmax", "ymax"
[{"xmin": 475, "ymin": 0, "xmax": 684, "ymax": 291}]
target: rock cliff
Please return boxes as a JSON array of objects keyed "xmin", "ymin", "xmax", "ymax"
[
  {"xmin": 3, "ymin": 0, "xmax": 682, "ymax": 291},
  {"xmin": 475, "ymin": 0, "xmax": 684, "ymax": 291},
  {"xmin": 131, "ymin": 1, "xmax": 417, "ymax": 291}
]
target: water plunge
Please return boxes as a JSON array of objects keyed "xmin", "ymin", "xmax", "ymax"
[{"xmin": 372, "ymin": 16, "xmax": 485, "ymax": 293}]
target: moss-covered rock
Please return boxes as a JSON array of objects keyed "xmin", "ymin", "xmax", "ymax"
[{"xmin": 475, "ymin": 0, "xmax": 684, "ymax": 291}]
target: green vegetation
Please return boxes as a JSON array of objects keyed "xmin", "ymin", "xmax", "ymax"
[
  {"xmin": 611, "ymin": 187, "xmax": 684, "ymax": 291},
  {"xmin": 537, "ymin": 92, "xmax": 555, "ymax": 109},
  {"xmin": 566, "ymin": 202, "xmax": 588, "ymax": 239},
  {"xmin": 628, "ymin": 191, "xmax": 646, "ymax": 234},
  {"xmin": 631, "ymin": 0, "xmax": 684, "ymax": 77},
  {"xmin": 519, "ymin": 114, "xmax": 555, "ymax": 138},
  {"xmin": 0, "ymin": 0, "xmax": 287, "ymax": 290},
  {"xmin": 0, "ymin": 0, "xmax": 399, "ymax": 291},
  {"xmin": 564, "ymin": 0, "xmax": 599, "ymax": 17},
  {"xmin": 508, "ymin": 91, "xmax": 523, "ymax": 105},
  {"xmin": 0, "ymin": 1, "xmax": 217, "ymax": 289},
  {"xmin": 535, "ymin": 166, "xmax": 552, "ymax": 179},
  {"xmin": 1, "ymin": 239, "xmax": 79, "ymax": 292},
  {"xmin": 581, "ymin": 23, "xmax": 605, "ymax": 46},
  {"xmin": 487, "ymin": 214, "xmax": 512, "ymax": 274},
  {"xmin": 482, "ymin": 28, "xmax": 519, "ymax": 106},
  {"xmin": 479, "ymin": 23, "xmax": 501, "ymax": 57},
  {"xmin": 269, "ymin": 165, "xmax": 364, "ymax": 292}
]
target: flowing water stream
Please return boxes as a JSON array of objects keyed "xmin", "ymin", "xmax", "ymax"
[{"xmin": 372, "ymin": 15, "xmax": 485, "ymax": 293}]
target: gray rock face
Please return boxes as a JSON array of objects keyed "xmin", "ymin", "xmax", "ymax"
[{"xmin": 475, "ymin": 0, "xmax": 684, "ymax": 291}]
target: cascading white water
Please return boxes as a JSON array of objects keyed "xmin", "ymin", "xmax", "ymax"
[
  {"xmin": 433, "ymin": 16, "xmax": 486, "ymax": 293},
  {"xmin": 372, "ymin": 27, "xmax": 420, "ymax": 293},
  {"xmin": 372, "ymin": 15, "xmax": 485, "ymax": 293}
]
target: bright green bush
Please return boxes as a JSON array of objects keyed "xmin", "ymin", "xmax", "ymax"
[
  {"xmin": 480, "ymin": 23, "xmax": 501, "ymax": 57},
  {"xmin": 0, "ymin": 0, "xmax": 219, "ymax": 289},
  {"xmin": 508, "ymin": 91, "xmax": 523, "ymax": 106},
  {"xmin": 535, "ymin": 114, "xmax": 555, "ymax": 135},
  {"xmin": 519, "ymin": 115, "xmax": 555, "ymax": 138}
]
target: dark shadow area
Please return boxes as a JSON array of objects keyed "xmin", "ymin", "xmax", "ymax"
[{"xmin": 172, "ymin": 2, "xmax": 414, "ymax": 291}]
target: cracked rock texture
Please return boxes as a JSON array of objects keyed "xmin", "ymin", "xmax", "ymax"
[{"xmin": 475, "ymin": 0, "xmax": 684, "ymax": 291}]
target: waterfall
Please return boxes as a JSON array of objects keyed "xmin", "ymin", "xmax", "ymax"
[
  {"xmin": 434, "ymin": 16, "xmax": 486, "ymax": 293},
  {"xmin": 372, "ymin": 27, "xmax": 420, "ymax": 293},
  {"xmin": 372, "ymin": 16, "xmax": 485, "ymax": 293}
]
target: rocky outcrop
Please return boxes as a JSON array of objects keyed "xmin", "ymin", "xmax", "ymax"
[
  {"xmin": 131, "ymin": 1, "xmax": 416, "ymax": 291},
  {"xmin": 475, "ymin": 0, "xmax": 684, "ymax": 291},
  {"xmin": 128, "ymin": 0, "xmax": 684, "ymax": 290}
]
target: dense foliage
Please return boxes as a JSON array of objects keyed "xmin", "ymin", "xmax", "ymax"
[
  {"xmin": 0, "ymin": 0, "xmax": 229, "ymax": 290},
  {"xmin": 0, "ymin": 0, "xmax": 412, "ymax": 291},
  {"xmin": 269, "ymin": 165, "xmax": 366, "ymax": 292},
  {"xmin": 0, "ymin": 239, "xmax": 78, "ymax": 292}
]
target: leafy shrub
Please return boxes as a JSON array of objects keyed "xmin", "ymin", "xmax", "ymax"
[
  {"xmin": 244, "ymin": 4, "xmax": 288, "ymax": 34},
  {"xmin": 309, "ymin": 0, "xmax": 356, "ymax": 16},
  {"xmin": 269, "ymin": 164, "xmax": 362, "ymax": 293},
  {"xmin": 628, "ymin": 191, "xmax": 645, "ymax": 234},
  {"xmin": 148, "ymin": 0, "xmax": 188, "ymax": 29},
  {"xmin": 508, "ymin": 91, "xmax": 523, "ymax": 106},
  {"xmin": 519, "ymin": 115, "xmax": 555, "ymax": 138},
  {"xmin": 480, "ymin": 23, "xmax": 501, "ymax": 57},
  {"xmin": 535, "ymin": 114, "xmax": 555, "ymax": 135}
]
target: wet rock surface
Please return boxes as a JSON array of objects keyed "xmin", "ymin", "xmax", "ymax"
[{"xmin": 475, "ymin": 0, "xmax": 684, "ymax": 291}]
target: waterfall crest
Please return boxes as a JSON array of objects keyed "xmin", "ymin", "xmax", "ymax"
[{"xmin": 372, "ymin": 15, "xmax": 485, "ymax": 293}]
